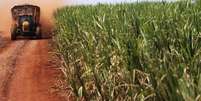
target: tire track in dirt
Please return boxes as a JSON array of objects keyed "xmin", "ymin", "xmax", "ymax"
[
  {"xmin": 0, "ymin": 38, "xmax": 66, "ymax": 101},
  {"xmin": 4, "ymin": 40, "xmax": 66, "ymax": 101},
  {"xmin": 0, "ymin": 37, "xmax": 13, "ymax": 53},
  {"xmin": 0, "ymin": 40, "xmax": 28, "ymax": 101}
]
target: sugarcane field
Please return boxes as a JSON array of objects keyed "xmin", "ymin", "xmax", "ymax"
[{"xmin": 0, "ymin": 0, "xmax": 201, "ymax": 101}]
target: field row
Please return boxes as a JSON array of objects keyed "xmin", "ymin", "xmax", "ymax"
[{"xmin": 54, "ymin": 1, "xmax": 201, "ymax": 100}]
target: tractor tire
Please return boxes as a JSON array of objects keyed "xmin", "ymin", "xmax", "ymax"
[
  {"xmin": 36, "ymin": 26, "xmax": 42, "ymax": 39},
  {"xmin": 11, "ymin": 27, "xmax": 17, "ymax": 40},
  {"xmin": 11, "ymin": 33, "xmax": 16, "ymax": 40}
]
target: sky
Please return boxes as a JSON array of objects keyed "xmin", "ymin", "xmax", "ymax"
[
  {"xmin": 66, "ymin": 0, "xmax": 178, "ymax": 5},
  {"xmin": 0, "ymin": 0, "xmax": 179, "ymax": 6}
]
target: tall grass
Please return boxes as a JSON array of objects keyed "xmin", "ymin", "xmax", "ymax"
[{"xmin": 54, "ymin": 1, "xmax": 201, "ymax": 100}]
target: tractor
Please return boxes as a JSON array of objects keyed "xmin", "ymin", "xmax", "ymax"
[{"xmin": 11, "ymin": 4, "xmax": 41, "ymax": 40}]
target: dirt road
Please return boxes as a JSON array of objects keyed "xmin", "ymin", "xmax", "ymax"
[{"xmin": 0, "ymin": 34, "xmax": 66, "ymax": 101}]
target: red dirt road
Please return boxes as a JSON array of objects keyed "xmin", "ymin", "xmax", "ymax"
[{"xmin": 0, "ymin": 35, "xmax": 66, "ymax": 101}]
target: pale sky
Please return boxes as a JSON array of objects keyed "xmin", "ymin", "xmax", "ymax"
[
  {"xmin": 66, "ymin": 0, "xmax": 178, "ymax": 5},
  {"xmin": 0, "ymin": 0, "xmax": 182, "ymax": 6}
]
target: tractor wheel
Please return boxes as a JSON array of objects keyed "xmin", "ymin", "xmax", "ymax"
[
  {"xmin": 11, "ymin": 33, "xmax": 16, "ymax": 40},
  {"xmin": 36, "ymin": 26, "xmax": 42, "ymax": 39},
  {"xmin": 11, "ymin": 27, "xmax": 17, "ymax": 40}
]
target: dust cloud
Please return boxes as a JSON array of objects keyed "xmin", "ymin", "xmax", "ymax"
[{"xmin": 0, "ymin": 0, "xmax": 65, "ymax": 37}]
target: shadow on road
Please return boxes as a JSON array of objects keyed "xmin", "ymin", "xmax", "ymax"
[{"xmin": 11, "ymin": 33, "xmax": 53, "ymax": 41}]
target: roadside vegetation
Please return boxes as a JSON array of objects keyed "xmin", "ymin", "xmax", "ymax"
[{"xmin": 54, "ymin": 0, "xmax": 201, "ymax": 100}]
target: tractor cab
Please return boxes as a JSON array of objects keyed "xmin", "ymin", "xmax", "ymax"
[{"xmin": 11, "ymin": 4, "xmax": 41, "ymax": 40}]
